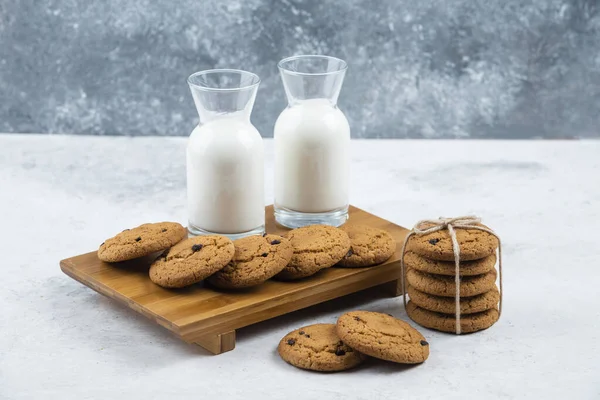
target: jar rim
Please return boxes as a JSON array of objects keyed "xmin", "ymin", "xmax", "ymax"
[
  {"xmin": 187, "ymin": 69, "xmax": 261, "ymax": 92},
  {"xmin": 278, "ymin": 55, "xmax": 348, "ymax": 76}
]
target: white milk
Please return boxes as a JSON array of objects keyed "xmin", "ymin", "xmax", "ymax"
[
  {"xmin": 187, "ymin": 117, "xmax": 264, "ymax": 234},
  {"xmin": 274, "ymin": 99, "xmax": 350, "ymax": 213}
]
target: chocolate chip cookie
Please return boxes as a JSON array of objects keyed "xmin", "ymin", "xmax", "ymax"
[
  {"xmin": 407, "ymin": 285, "xmax": 500, "ymax": 314},
  {"xmin": 278, "ymin": 324, "xmax": 366, "ymax": 372},
  {"xmin": 98, "ymin": 222, "xmax": 187, "ymax": 262},
  {"xmin": 149, "ymin": 235, "xmax": 234, "ymax": 288},
  {"xmin": 275, "ymin": 225, "xmax": 351, "ymax": 280},
  {"xmin": 336, "ymin": 311, "xmax": 429, "ymax": 364},
  {"xmin": 406, "ymin": 224, "xmax": 498, "ymax": 261},
  {"xmin": 404, "ymin": 251, "xmax": 496, "ymax": 276},
  {"xmin": 406, "ymin": 301, "xmax": 499, "ymax": 333},
  {"xmin": 207, "ymin": 234, "xmax": 293, "ymax": 289},
  {"xmin": 337, "ymin": 225, "xmax": 396, "ymax": 267},
  {"xmin": 406, "ymin": 268, "xmax": 497, "ymax": 297}
]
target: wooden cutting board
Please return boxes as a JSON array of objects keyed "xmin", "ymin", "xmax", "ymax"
[{"xmin": 60, "ymin": 205, "xmax": 408, "ymax": 354}]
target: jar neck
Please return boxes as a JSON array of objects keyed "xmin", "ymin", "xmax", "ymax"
[
  {"xmin": 280, "ymin": 73, "xmax": 345, "ymax": 107},
  {"xmin": 278, "ymin": 55, "xmax": 347, "ymax": 107},
  {"xmin": 188, "ymin": 69, "xmax": 259, "ymax": 125}
]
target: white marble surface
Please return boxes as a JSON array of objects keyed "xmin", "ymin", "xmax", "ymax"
[{"xmin": 1, "ymin": 135, "xmax": 599, "ymax": 399}]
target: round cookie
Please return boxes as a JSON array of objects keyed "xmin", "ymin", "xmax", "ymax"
[
  {"xmin": 337, "ymin": 225, "xmax": 396, "ymax": 267},
  {"xmin": 277, "ymin": 324, "xmax": 366, "ymax": 372},
  {"xmin": 336, "ymin": 311, "xmax": 429, "ymax": 364},
  {"xmin": 407, "ymin": 285, "xmax": 500, "ymax": 314},
  {"xmin": 406, "ymin": 301, "xmax": 499, "ymax": 333},
  {"xmin": 207, "ymin": 234, "xmax": 293, "ymax": 289},
  {"xmin": 275, "ymin": 225, "xmax": 351, "ymax": 280},
  {"xmin": 406, "ymin": 224, "xmax": 498, "ymax": 261},
  {"xmin": 406, "ymin": 268, "xmax": 497, "ymax": 297},
  {"xmin": 149, "ymin": 235, "xmax": 234, "ymax": 289},
  {"xmin": 404, "ymin": 250, "xmax": 496, "ymax": 276},
  {"xmin": 98, "ymin": 222, "xmax": 187, "ymax": 262}
]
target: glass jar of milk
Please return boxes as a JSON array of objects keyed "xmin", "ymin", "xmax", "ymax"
[
  {"xmin": 274, "ymin": 55, "xmax": 350, "ymax": 228},
  {"xmin": 186, "ymin": 69, "xmax": 265, "ymax": 238}
]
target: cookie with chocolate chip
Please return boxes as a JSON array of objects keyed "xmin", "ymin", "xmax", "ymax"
[
  {"xmin": 336, "ymin": 311, "xmax": 429, "ymax": 364},
  {"xmin": 404, "ymin": 250, "xmax": 496, "ymax": 276},
  {"xmin": 149, "ymin": 235, "xmax": 234, "ymax": 288},
  {"xmin": 207, "ymin": 234, "xmax": 293, "ymax": 289},
  {"xmin": 98, "ymin": 222, "xmax": 187, "ymax": 262},
  {"xmin": 405, "ymin": 224, "xmax": 498, "ymax": 261},
  {"xmin": 337, "ymin": 225, "xmax": 396, "ymax": 267},
  {"xmin": 277, "ymin": 324, "xmax": 366, "ymax": 372},
  {"xmin": 275, "ymin": 225, "xmax": 351, "ymax": 280}
]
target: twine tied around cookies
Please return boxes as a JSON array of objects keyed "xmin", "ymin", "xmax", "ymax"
[{"xmin": 400, "ymin": 216, "xmax": 503, "ymax": 334}]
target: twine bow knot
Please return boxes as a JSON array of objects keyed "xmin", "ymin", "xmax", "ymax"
[
  {"xmin": 412, "ymin": 216, "xmax": 482, "ymax": 235},
  {"xmin": 401, "ymin": 216, "xmax": 502, "ymax": 335}
]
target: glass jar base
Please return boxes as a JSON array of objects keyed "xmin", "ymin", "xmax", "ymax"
[
  {"xmin": 274, "ymin": 205, "xmax": 349, "ymax": 229},
  {"xmin": 187, "ymin": 223, "xmax": 265, "ymax": 240}
]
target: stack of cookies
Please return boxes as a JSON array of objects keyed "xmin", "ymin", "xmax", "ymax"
[
  {"xmin": 403, "ymin": 225, "xmax": 500, "ymax": 333},
  {"xmin": 277, "ymin": 311, "xmax": 429, "ymax": 372},
  {"xmin": 97, "ymin": 222, "xmax": 396, "ymax": 290}
]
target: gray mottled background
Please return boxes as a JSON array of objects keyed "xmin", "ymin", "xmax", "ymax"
[{"xmin": 1, "ymin": 0, "xmax": 599, "ymax": 138}]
